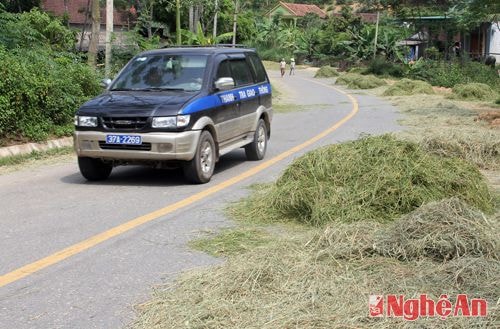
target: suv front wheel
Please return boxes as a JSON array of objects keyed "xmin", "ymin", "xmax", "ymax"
[
  {"xmin": 245, "ymin": 119, "xmax": 268, "ymax": 161},
  {"xmin": 183, "ymin": 130, "xmax": 216, "ymax": 184},
  {"xmin": 78, "ymin": 157, "xmax": 113, "ymax": 181}
]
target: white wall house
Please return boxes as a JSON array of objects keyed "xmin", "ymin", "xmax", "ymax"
[{"xmin": 488, "ymin": 22, "xmax": 500, "ymax": 63}]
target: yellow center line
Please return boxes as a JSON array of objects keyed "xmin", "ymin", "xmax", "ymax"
[{"xmin": 0, "ymin": 78, "xmax": 358, "ymax": 289}]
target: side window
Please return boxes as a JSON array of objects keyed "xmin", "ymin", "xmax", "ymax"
[
  {"xmin": 248, "ymin": 54, "xmax": 267, "ymax": 83},
  {"xmin": 230, "ymin": 59, "xmax": 254, "ymax": 86},
  {"xmin": 216, "ymin": 60, "xmax": 232, "ymax": 79}
]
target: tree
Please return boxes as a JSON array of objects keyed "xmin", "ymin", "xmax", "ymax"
[
  {"xmin": 87, "ymin": 0, "xmax": 100, "ymax": 66},
  {"xmin": 0, "ymin": 0, "xmax": 40, "ymax": 13},
  {"xmin": 448, "ymin": 0, "xmax": 500, "ymax": 30},
  {"xmin": 176, "ymin": 0, "xmax": 180, "ymax": 44}
]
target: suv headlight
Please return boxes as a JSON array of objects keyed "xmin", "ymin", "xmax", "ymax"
[
  {"xmin": 152, "ymin": 115, "xmax": 190, "ymax": 128},
  {"xmin": 74, "ymin": 116, "xmax": 98, "ymax": 127}
]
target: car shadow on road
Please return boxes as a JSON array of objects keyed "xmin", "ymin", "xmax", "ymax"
[{"xmin": 60, "ymin": 150, "xmax": 248, "ymax": 187}]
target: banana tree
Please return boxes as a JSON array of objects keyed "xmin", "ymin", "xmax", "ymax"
[{"xmin": 182, "ymin": 22, "xmax": 233, "ymax": 45}]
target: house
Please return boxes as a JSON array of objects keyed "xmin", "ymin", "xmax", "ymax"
[
  {"xmin": 266, "ymin": 1, "xmax": 327, "ymax": 25},
  {"xmin": 266, "ymin": 2, "xmax": 380, "ymax": 26},
  {"xmin": 41, "ymin": 0, "xmax": 135, "ymax": 50},
  {"xmin": 400, "ymin": 16, "xmax": 500, "ymax": 63}
]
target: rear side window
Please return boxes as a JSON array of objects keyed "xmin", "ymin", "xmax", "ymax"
[
  {"xmin": 248, "ymin": 54, "xmax": 267, "ymax": 83},
  {"xmin": 230, "ymin": 59, "xmax": 254, "ymax": 86},
  {"xmin": 216, "ymin": 60, "xmax": 232, "ymax": 80}
]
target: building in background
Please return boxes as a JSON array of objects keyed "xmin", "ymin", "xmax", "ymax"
[{"xmin": 41, "ymin": 0, "xmax": 135, "ymax": 50}]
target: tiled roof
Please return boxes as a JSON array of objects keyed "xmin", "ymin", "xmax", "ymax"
[
  {"xmin": 41, "ymin": 0, "xmax": 132, "ymax": 26},
  {"xmin": 280, "ymin": 2, "xmax": 327, "ymax": 18}
]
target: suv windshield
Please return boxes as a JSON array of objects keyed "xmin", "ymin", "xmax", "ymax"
[{"xmin": 111, "ymin": 54, "xmax": 208, "ymax": 92}]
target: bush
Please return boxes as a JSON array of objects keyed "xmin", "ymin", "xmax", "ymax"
[
  {"xmin": 0, "ymin": 9, "xmax": 75, "ymax": 51},
  {"xmin": 255, "ymin": 46, "xmax": 289, "ymax": 62},
  {"xmin": 365, "ymin": 57, "xmax": 404, "ymax": 77},
  {"xmin": 0, "ymin": 47, "xmax": 100, "ymax": 141},
  {"xmin": 335, "ymin": 73, "xmax": 386, "ymax": 89},
  {"xmin": 235, "ymin": 135, "xmax": 495, "ymax": 226},
  {"xmin": 314, "ymin": 66, "xmax": 339, "ymax": 78},
  {"xmin": 383, "ymin": 78, "xmax": 434, "ymax": 96},
  {"xmin": 407, "ymin": 60, "xmax": 500, "ymax": 88},
  {"xmin": 451, "ymin": 83, "xmax": 497, "ymax": 101}
]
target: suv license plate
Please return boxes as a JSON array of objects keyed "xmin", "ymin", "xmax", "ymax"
[{"xmin": 106, "ymin": 135, "xmax": 142, "ymax": 145}]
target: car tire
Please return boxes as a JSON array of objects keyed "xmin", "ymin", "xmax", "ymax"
[
  {"xmin": 78, "ymin": 157, "xmax": 112, "ymax": 181},
  {"xmin": 183, "ymin": 131, "xmax": 216, "ymax": 184},
  {"xmin": 245, "ymin": 119, "xmax": 267, "ymax": 161}
]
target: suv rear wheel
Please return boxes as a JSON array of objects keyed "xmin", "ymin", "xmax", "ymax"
[
  {"xmin": 245, "ymin": 119, "xmax": 268, "ymax": 160},
  {"xmin": 78, "ymin": 157, "xmax": 112, "ymax": 181},
  {"xmin": 183, "ymin": 131, "xmax": 216, "ymax": 184}
]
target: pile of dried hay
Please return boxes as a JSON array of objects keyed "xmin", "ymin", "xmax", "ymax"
[
  {"xmin": 383, "ymin": 78, "xmax": 434, "ymax": 96},
  {"xmin": 335, "ymin": 73, "xmax": 386, "ymax": 89},
  {"xmin": 134, "ymin": 200, "xmax": 499, "ymax": 328},
  {"xmin": 314, "ymin": 66, "xmax": 339, "ymax": 78},
  {"xmin": 418, "ymin": 132, "xmax": 500, "ymax": 169},
  {"xmin": 245, "ymin": 135, "xmax": 495, "ymax": 226},
  {"xmin": 452, "ymin": 83, "xmax": 497, "ymax": 101},
  {"xmin": 373, "ymin": 198, "xmax": 499, "ymax": 261}
]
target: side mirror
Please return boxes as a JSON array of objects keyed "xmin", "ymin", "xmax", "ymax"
[
  {"xmin": 100, "ymin": 78, "xmax": 112, "ymax": 89},
  {"xmin": 214, "ymin": 77, "xmax": 235, "ymax": 91}
]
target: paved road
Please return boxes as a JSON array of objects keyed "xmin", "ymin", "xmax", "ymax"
[{"xmin": 0, "ymin": 69, "xmax": 401, "ymax": 328}]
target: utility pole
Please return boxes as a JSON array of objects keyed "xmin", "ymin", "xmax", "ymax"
[
  {"xmin": 373, "ymin": 10, "xmax": 380, "ymax": 58},
  {"xmin": 213, "ymin": 0, "xmax": 218, "ymax": 39},
  {"xmin": 176, "ymin": 0, "xmax": 181, "ymax": 45},
  {"xmin": 105, "ymin": 0, "xmax": 113, "ymax": 78},
  {"xmin": 232, "ymin": 0, "xmax": 238, "ymax": 45}
]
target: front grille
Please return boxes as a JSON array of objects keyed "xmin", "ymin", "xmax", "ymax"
[
  {"xmin": 102, "ymin": 117, "xmax": 148, "ymax": 130},
  {"xmin": 99, "ymin": 142, "xmax": 152, "ymax": 151}
]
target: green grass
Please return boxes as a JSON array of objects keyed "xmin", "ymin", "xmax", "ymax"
[
  {"xmin": 262, "ymin": 60, "xmax": 280, "ymax": 71},
  {"xmin": 0, "ymin": 146, "xmax": 73, "ymax": 167}
]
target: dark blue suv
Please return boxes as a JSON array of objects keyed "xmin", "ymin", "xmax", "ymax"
[{"xmin": 74, "ymin": 46, "xmax": 272, "ymax": 183}]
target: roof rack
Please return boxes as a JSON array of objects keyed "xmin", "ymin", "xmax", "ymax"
[{"xmin": 162, "ymin": 44, "xmax": 250, "ymax": 49}]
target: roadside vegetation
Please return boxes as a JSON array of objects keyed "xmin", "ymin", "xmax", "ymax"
[{"xmin": 0, "ymin": 9, "xmax": 100, "ymax": 145}]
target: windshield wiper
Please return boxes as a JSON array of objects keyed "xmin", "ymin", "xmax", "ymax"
[
  {"xmin": 141, "ymin": 87, "xmax": 187, "ymax": 92},
  {"xmin": 110, "ymin": 88, "xmax": 135, "ymax": 91}
]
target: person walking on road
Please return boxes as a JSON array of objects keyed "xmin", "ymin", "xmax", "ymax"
[
  {"xmin": 289, "ymin": 58, "xmax": 295, "ymax": 75},
  {"xmin": 280, "ymin": 58, "xmax": 286, "ymax": 77}
]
